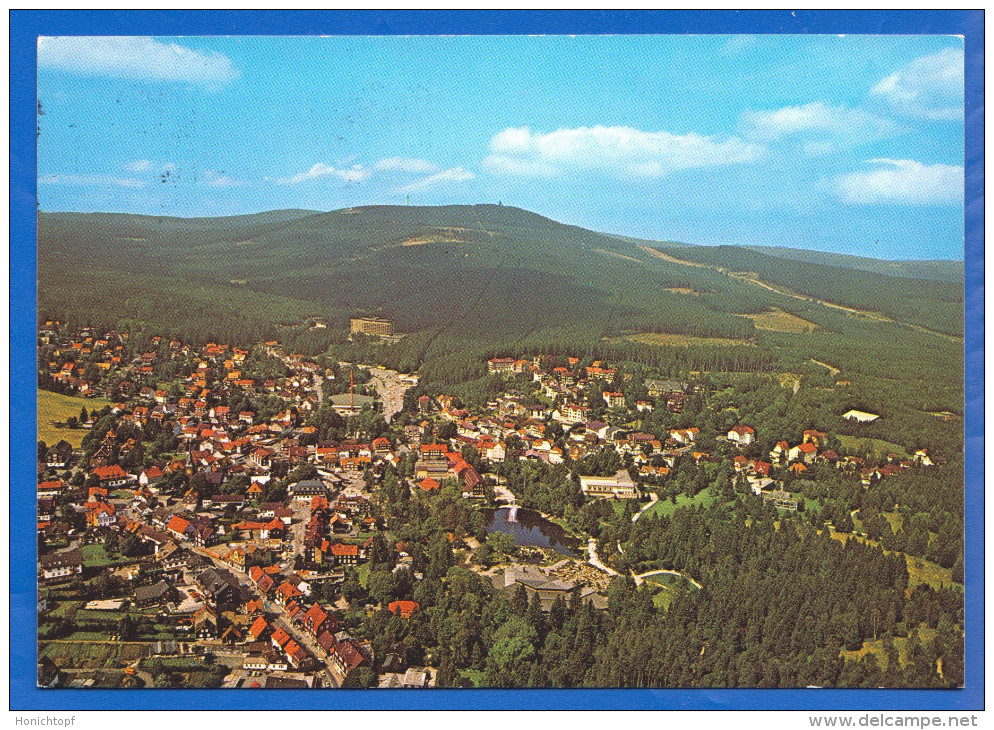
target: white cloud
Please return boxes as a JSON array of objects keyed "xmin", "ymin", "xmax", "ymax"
[
  {"xmin": 482, "ymin": 125, "xmax": 763, "ymax": 178},
  {"xmin": 871, "ymin": 47, "xmax": 964, "ymax": 120},
  {"xmin": 39, "ymin": 173, "xmax": 146, "ymax": 188},
  {"xmin": 124, "ymin": 159, "xmax": 153, "ymax": 172},
  {"xmin": 374, "ymin": 157, "xmax": 439, "ymax": 174},
  {"xmin": 202, "ymin": 170, "xmax": 244, "ymax": 188},
  {"xmin": 740, "ymin": 102, "xmax": 898, "ymax": 151},
  {"xmin": 38, "ymin": 36, "xmax": 239, "ymax": 87},
  {"xmin": 396, "ymin": 167, "xmax": 475, "ymax": 194},
  {"xmin": 833, "ymin": 159, "xmax": 963, "ymax": 205},
  {"xmin": 275, "ymin": 163, "xmax": 371, "ymax": 185}
]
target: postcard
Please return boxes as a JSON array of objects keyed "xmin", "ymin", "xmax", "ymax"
[{"xmin": 12, "ymin": 10, "xmax": 983, "ymax": 714}]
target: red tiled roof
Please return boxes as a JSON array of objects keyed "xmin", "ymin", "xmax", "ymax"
[
  {"xmin": 387, "ymin": 600, "xmax": 420, "ymax": 618},
  {"xmin": 249, "ymin": 616, "xmax": 269, "ymax": 639},
  {"xmin": 166, "ymin": 515, "xmax": 190, "ymax": 534},
  {"xmin": 276, "ymin": 582, "xmax": 303, "ymax": 600},
  {"xmin": 304, "ymin": 604, "xmax": 328, "ymax": 631},
  {"xmin": 334, "ymin": 640, "xmax": 367, "ymax": 673},
  {"xmin": 92, "ymin": 464, "xmax": 128, "ymax": 480}
]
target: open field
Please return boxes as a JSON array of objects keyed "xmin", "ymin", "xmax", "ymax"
[
  {"xmin": 39, "ymin": 390, "xmax": 113, "ymax": 448},
  {"xmin": 40, "ymin": 640, "xmax": 147, "ymax": 669},
  {"xmin": 740, "ymin": 308, "xmax": 819, "ymax": 333},
  {"xmin": 641, "ymin": 490, "xmax": 716, "ymax": 519},
  {"xmin": 80, "ymin": 543, "xmax": 132, "ymax": 569}
]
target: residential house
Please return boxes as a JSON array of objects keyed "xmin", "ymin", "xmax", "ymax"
[
  {"xmin": 92, "ymin": 464, "xmax": 130, "ymax": 488},
  {"xmin": 727, "ymin": 425, "xmax": 756, "ymax": 446},
  {"xmin": 45, "ymin": 441, "xmax": 74, "ymax": 469},
  {"xmin": 788, "ymin": 442, "xmax": 818, "ymax": 464},
  {"xmin": 39, "ymin": 550, "xmax": 83, "ymax": 582}
]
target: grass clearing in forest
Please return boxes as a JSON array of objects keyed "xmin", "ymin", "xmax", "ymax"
[
  {"xmin": 882, "ymin": 511, "xmax": 904, "ymax": 533},
  {"xmin": 649, "ymin": 585, "xmax": 675, "ymax": 610},
  {"xmin": 826, "ymin": 530, "xmax": 960, "ymax": 592},
  {"xmin": 842, "ymin": 626, "xmax": 941, "ymax": 668},
  {"xmin": 642, "ymin": 490, "xmax": 716, "ymax": 519},
  {"xmin": 459, "ymin": 669, "xmax": 485, "ymax": 687},
  {"xmin": 906, "ymin": 555, "xmax": 957, "ymax": 591},
  {"xmin": 38, "ymin": 390, "xmax": 113, "ymax": 448},
  {"xmin": 740, "ymin": 308, "xmax": 820, "ymax": 333}
]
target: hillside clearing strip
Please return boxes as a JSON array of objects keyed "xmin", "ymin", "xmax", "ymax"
[
  {"xmin": 643, "ymin": 247, "xmax": 961, "ymax": 341},
  {"xmin": 810, "ymin": 359, "xmax": 840, "ymax": 375}
]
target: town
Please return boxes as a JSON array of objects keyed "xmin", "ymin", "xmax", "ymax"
[{"xmin": 37, "ymin": 321, "xmax": 956, "ymax": 689}]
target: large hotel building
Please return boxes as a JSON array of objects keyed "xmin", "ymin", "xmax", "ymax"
[{"xmin": 350, "ymin": 316, "xmax": 393, "ymax": 337}]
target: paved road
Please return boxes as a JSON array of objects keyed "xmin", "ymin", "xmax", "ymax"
[
  {"xmin": 632, "ymin": 494, "xmax": 659, "ymax": 522},
  {"xmin": 633, "ymin": 568, "xmax": 702, "ymax": 589},
  {"xmin": 184, "ymin": 542, "xmax": 340, "ymax": 687},
  {"xmin": 364, "ymin": 367, "xmax": 414, "ymax": 423},
  {"xmin": 586, "ymin": 537, "xmax": 620, "ymax": 577}
]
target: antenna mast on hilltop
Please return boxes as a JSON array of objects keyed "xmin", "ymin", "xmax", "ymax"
[{"xmin": 406, "ymin": 194, "xmax": 410, "ymax": 206}]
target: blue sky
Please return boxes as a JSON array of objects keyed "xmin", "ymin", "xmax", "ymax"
[{"xmin": 37, "ymin": 34, "xmax": 965, "ymax": 260}]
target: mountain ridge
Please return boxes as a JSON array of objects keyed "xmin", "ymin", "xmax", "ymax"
[
  {"xmin": 39, "ymin": 204, "xmax": 962, "ymax": 282},
  {"xmin": 38, "ymin": 204, "xmax": 963, "ymax": 346}
]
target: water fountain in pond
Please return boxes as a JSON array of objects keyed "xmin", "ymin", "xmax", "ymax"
[{"xmin": 484, "ymin": 506, "xmax": 578, "ymax": 557}]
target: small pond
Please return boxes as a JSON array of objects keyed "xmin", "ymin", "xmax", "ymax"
[{"xmin": 484, "ymin": 506, "xmax": 580, "ymax": 557}]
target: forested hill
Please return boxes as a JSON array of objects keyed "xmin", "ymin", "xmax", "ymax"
[
  {"xmin": 742, "ymin": 246, "xmax": 964, "ymax": 283},
  {"xmin": 39, "ymin": 204, "xmax": 962, "ymax": 338},
  {"xmin": 646, "ymin": 244, "xmax": 963, "ymax": 337}
]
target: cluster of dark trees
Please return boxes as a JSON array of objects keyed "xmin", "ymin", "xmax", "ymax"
[{"xmin": 320, "ymin": 453, "xmax": 963, "ymax": 688}]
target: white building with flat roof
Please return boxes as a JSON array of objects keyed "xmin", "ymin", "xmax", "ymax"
[{"xmin": 579, "ymin": 470, "xmax": 639, "ymax": 499}]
